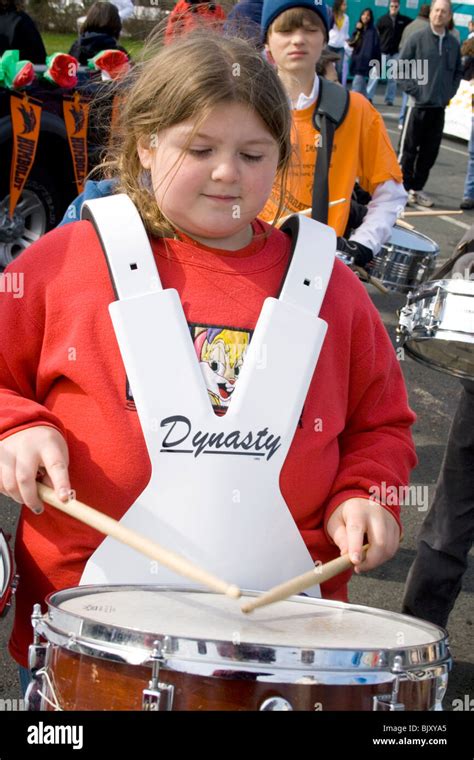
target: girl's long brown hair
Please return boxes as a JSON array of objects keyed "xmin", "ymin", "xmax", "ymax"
[{"xmin": 100, "ymin": 31, "xmax": 293, "ymax": 237}]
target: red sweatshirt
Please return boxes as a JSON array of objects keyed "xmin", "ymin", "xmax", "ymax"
[{"xmin": 0, "ymin": 218, "xmax": 416, "ymax": 667}]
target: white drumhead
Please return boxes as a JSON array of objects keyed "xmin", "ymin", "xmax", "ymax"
[
  {"xmin": 57, "ymin": 588, "xmax": 442, "ymax": 650},
  {"xmin": 388, "ymin": 226, "xmax": 439, "ymax": 253}
]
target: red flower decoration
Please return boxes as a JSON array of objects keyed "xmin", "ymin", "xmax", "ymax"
[
  {"xmin": 12, "ymin": 61, "xmax": 35, "ymax": 89},
  {"xmin": 46, "ymin": 54, "xmax": 79, "ymax": 89},
  {"xmin": 91, "ymin": 50, "xmax": 130, "ymax": 80}
]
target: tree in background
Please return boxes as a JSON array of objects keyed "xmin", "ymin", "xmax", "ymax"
[{"xmin": 26, "ymin": 0, "xmax": 97, "ymax": 31}]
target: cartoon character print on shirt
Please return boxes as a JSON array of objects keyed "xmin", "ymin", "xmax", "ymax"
[
  {"xmin": 125, "ymin": 322, "xmax": 251, "ymax": 417},
  {"xmin": 191, "ymin": 323, "xmax": 250, "ymax": 416}
]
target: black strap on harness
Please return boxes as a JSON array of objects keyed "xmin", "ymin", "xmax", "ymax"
[{"xmin": 311, "ymin": 77, "xmax": 350, "ymax": 225}]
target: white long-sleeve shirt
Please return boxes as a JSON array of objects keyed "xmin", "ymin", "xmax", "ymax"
[
  {"xmin": 328, "ymin": 14, "xmax": 350, "ymax": 48},
  {"xmin": 294, "ymin": 76, "xmax": 407, "ymax": 253}
]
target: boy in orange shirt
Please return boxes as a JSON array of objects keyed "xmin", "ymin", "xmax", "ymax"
[{"xmin": 260, "ymin": 0, "xmax": 407, "ymax": 267}]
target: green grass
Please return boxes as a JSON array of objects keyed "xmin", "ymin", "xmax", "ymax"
[
  {"xmin": 42, "ymin": 32, "xmax": 76, "ymax": 55},
  {"xmin": 42, "ymin": 32, "xmax": 144, "ymax": 59}
]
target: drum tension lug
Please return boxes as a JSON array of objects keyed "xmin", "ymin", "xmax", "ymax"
[
  {"xmin": 26, "ymin": 604, "xmax": 50, "ymax": 711},
  {"xmin": 142, "ymin": 637, "xmax": 174, "ymax": 712},
  {"xmin": 28, "ymin": 603, "xmax": 50, "ymax": 672},
  {"xmin": 373, "ymin": 656, "xmax": 406, "ymax": 711}
]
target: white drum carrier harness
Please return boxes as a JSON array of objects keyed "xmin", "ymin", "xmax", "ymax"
[{"xmin": 80, "ymin": 194, "xmax": 336, "ymax": 594}]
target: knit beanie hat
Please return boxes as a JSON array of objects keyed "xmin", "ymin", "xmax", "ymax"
[{"xmin": 261, "ymin": 0, "xmax": 329, "ymax": 40}]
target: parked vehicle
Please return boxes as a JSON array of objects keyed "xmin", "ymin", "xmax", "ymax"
[{"xmin": 0, "ymin": 67, "xmax": 115, "ymax": 268}]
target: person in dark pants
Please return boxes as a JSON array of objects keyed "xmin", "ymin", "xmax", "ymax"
[
  {"xmin": 368, "ymin": 0, "xmax": 412, "ymax": 105},
  {"xmin": 0, "ymin": 0, "xmax": 46, "ymax": 64},
  {"xmin": 397, "ymin": 3, "xmax": 430, "ymax": 129},
  {"xmin": 348, "ymin": 7, "xmax": 381, "ymax": 100},
  {"xmin": 403, "ymin": 378, "xmax": 474, "ymax": 628},
  {"xmin": 398, "ymin": 0, "xmax": 462, "ymax": 208}
]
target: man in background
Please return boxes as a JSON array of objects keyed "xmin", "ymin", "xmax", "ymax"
[
  {"xmin": 368, "ymin": 0, "xmax": 412, "ymax": 105},
  {"xmin": 397, "ymin": 3, "xmax": 430, "ymax": 128},
  {"xmin": 398, "ymin": 0, "xmax": 462, "ymax": 207}
]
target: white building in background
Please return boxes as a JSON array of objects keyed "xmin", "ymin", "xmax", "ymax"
[{"xmin": 53, "ymin": 1, "xmax": 164, "ymax": 20}]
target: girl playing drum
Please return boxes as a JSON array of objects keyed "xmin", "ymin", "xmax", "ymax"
[{"xmin": 0, "ymin": 32, "xmax": 416, "ymax": 680}]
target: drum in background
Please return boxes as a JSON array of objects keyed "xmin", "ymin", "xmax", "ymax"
[
  {"xmin": 26, "ymin": 586, "xmax": 451, "ymax": 712},
  {"xmin": 0, "ymin": 529, "xmax": 16, "ymax": 617},
  {"xmin": 372, "ymin": 226, "xmax": 439, "ymax": 293},
  {"xmin": 397, "ymin": 250, "xmax": 474, "ymax": 380}
]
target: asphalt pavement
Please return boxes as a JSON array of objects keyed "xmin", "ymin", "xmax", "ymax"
[{"xmin": 0, "ymin": 86, "xmax": 472, "ymax": 712}]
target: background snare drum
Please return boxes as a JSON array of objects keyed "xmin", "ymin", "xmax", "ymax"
[
  {"xmin": 373, "ymin": 226, "xmax": 439, "ymax": 293},
  {"xmin": 27, "ymin": 585, "xmax": 451, "ymax": 712},
  {"xmin": 398, "ymin": 278, "xmax": 474, "ymax": 380},
  {"xmin": 0, "ymin": 529, "xmax": 16, "ymax": 617}
]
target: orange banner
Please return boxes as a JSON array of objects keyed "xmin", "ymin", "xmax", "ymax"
[
  {"xmin": 63, "ymin": 91, "xmax": 90, "ymax": 194},
  {"xmin": 9, "ymin": 93, "xmax": 42, "ymax": 218}
]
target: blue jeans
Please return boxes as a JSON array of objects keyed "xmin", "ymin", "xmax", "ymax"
[
  {"xmin": 352, "ymin": 74, "xmax": 368, "ymax": 99},
  {"xmin": 384, "ymin": 52, "xmax": 399, "ymax": 103},
  {"xmin": 366, "ymin": 66, "xmax": 378, "ymax": 101},
  {"xmin": 19, "ymin": 665, "xmax": 31, "ymax": 697},
  {"xmin": 399, "ymin": 91, "xmax": 408, "ymax": 125},
  {"xmin": 367, "ymin": 53, "xmax": 399, "ymax": 103},
  {"xmin": 463, "ymin": 121, "xmax": 474, "ymax": 200}
]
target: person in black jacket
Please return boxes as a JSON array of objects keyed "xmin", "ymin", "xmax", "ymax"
[
  {"xmin": 398, "ymin": 0, "xmax": 462, "ymax": 207},
  {"xmin": 0, "ymin": 0, "xmax": 46, "ymax": 64},
  {"xmin": 348, "ymin": 8, "xmax": 381, "ymax": 101},
  {"xmin": 69, "ymin": 1, "xmax": 128, "ymax": 66},
  {"xmin": 367, "ymin": 0, "xmax": 412, "ymax": 105}
]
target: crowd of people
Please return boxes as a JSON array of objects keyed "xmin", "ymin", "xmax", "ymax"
[{"xmin": 0, "ymin": 0, "xmax": 472, "ymax": 705}]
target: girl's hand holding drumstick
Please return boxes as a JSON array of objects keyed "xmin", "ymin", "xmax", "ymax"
[
  {"xmin": 0, "ymin": 426, "xmax": 72, "ymax": 514},
  {"xmin": 241, "ymin": 498, "xmax": 401, "ymax": 614},
  {"xmin": 326, "ymin": 496, "xmax": 401, "ymax": 574},
  {"xmin": 0, "ymin": 427, "xmax": 240, "ymax": 598}
]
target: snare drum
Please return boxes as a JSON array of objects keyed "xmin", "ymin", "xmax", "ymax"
[
  {"xmin": 373, "ymin": 226, "xmax": 439, "ymax": 293},
  {"xmin": 0, "ymin": 529, "xmax": 16, "ymax": 617},
  {"xmin": 26, "ymin": 586, "xmax": 451, "ymax": 711},
  {"xmin": 398, "ymin": 278, "xmax": 474, "ymax": 379}
]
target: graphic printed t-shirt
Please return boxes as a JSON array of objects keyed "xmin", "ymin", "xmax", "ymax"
[{"xmin": 261, "ymin": 91, "xmax": 403, "ymax": 234}]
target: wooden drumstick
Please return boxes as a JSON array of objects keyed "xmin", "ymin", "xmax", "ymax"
[
  {"xmin": 402, "ymin": 209, "xmax": 464, "ymax": 217},
  {"xmin": 241, "ymin": 544, "xmax": 370, "ymax": 614},
  {"xmin": 37, "ymin": 483, "xmax": 241, "ymax": 599},
  {"xmin": 395, "ymin": 218, "xmax": 415, "ymax": 231},
  {"xmin": 353, "ymin": 266, "xmax": 389, "ymax": 294}
]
